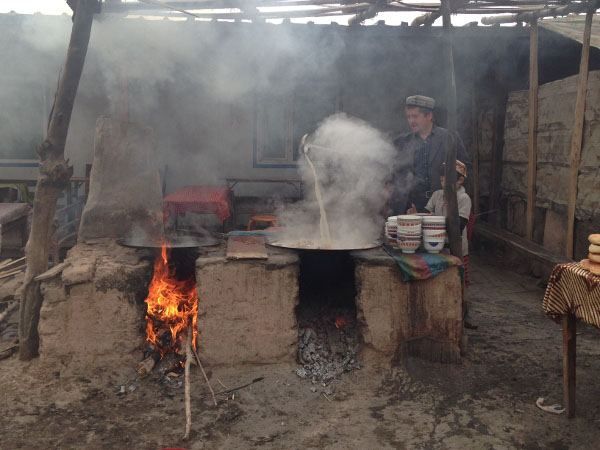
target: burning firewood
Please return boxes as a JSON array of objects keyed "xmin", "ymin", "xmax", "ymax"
[
  {"xmin": 137, "ymin": 352, "xmax": 159, "ymax": 378},
  {"xmin": 144, "ymin": 243, "xmax": 198, "ymax": 358}
]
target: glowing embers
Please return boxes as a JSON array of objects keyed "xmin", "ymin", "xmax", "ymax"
[{"xmin": 145, "ymin": 243, "xmax": 198, "ymax": 358}]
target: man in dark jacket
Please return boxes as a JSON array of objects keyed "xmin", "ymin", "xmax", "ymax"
[{"xmin": 388, "ymin": 95, "xmax": 471, "ymax": 215}]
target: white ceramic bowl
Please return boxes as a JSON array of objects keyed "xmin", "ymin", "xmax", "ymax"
[
  {"xmin": 423, "ymin": 236, "xmax": 445, "ymax": 242},
  {"xmin": 398, "ymin": 240, "xmax": 421, "ymax": 253},
  {"xmin": 397, "ymin": 234, "xmax": 421, "ymax": 241},
  {"xmin": 422, "ymin": 224, "xmax": 445, "ymax": 230},
  {"xmin": 396, "ymin": 215, "xmax": 422, "ymax": 227},
  {"xmin": 423, "ymin": 229, "xmax": 446, "ymax": 238},
  {"xmin": 397, "ymin": 226, "xmax": 421, "ymax": 235},
  {"xmin": 422, "ymin": 215, "xmax": 446, "ymax": 224},
  {"xmin": 397, "ymin": 215, "xmax": 421, "ymax": 221},
  {"xmin": 423, "ymin": 240, "xmax": 444, "ymax": 253}
]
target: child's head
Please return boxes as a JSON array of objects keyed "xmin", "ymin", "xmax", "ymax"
[{"xmin": 440, "ymin": 160, "xmax": 467, "ymax": 188}]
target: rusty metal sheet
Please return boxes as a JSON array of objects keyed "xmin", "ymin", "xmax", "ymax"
[{"xmin": 226, "ymin": 235, "xmax": 268, "ymax": 259}]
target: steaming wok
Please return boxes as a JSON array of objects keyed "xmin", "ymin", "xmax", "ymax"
[
  {"xmin": 117, "ymin": 233, "xmax": 220, "ymax": 249},
  {"xmin": 268, "ymin": 238, "xmax": 380, "ymax": 251}
]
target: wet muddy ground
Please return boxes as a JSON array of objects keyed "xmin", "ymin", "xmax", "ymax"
[{"xmin": 0, "ymin": 250, "xmax": 599, "ymax": 449}]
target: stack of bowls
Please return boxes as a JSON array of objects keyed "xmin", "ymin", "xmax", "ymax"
[
  {"xmin": 422, "ymin": 215, "xmax": 446, "ymax": 253},
  {"xmin": 385, "ymin": 216, "xmax": 398, "ymax": 247},
  {"xmin": 396, "ymin": 215, "xmax": 422, "ymax": 253}
]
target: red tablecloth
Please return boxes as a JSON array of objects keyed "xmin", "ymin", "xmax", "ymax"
[{"xmin": 163, "ymin": 185, "xmax": 232, "ymax": 223}]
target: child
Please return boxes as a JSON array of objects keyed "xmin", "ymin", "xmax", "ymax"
[{"xmin": 407, "ymin": 160, "xmax": 472, "ymax": 287}]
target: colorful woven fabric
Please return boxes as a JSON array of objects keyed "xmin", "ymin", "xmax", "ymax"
[
  {"xmin": 542, "ymin": 262, "xmax": 600, "ymax": 328},
  {"xmin": 163, "ymin": 185, "xmax": 232, "ymax": 223},
  {"xmin": 382, "ymin": 245, "xmax": 464, "ymax": 283}
]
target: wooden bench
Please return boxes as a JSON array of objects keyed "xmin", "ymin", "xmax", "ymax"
[{"xmin": 472, "ymin": 221, "xmax": 571, "ymax": 279}]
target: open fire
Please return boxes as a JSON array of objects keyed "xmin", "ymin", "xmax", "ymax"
[{"xmin": 144, "ymin": 243, "xmax": 198, "ymax": 358}]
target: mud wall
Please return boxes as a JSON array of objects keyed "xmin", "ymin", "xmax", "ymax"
[
  {"xmin": 39, "ymin": 241, "xmax": 152, "ymax": 374},
  {"xmin": 195, "ymin": 248, "xmax": 300, "ymax": 367},
  {"xmin": 500, "ymin": 70, "xmax": 600, "ymax": 258},
  {"xmin": 353, "ymin": 250, "xmax": 463, "ymax": 364}
]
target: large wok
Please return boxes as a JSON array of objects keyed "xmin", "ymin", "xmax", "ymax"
[
  {"xmin": 117, "ymin": 233, "xmax": 220, "ymax": 249},
  {"xmin": 268, "ymin": 238, "xmax": 380, "ymax": 251}
]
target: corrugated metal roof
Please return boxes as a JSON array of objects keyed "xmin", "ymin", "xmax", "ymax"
[{"xmin": 539, "ymin": 14, "xmax": 600, "ymax": 49}]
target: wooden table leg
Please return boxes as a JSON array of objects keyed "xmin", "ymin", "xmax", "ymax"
[{"xmin": 562, "ymin": 314, "xmax": 576, "ymax": 418}]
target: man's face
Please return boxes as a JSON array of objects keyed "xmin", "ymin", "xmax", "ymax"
[{"xmin": 405, "ymin": 107, "xmax": 432, "ymax": 135}]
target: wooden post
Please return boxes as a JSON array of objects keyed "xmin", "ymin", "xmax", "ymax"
[
  {"xmin": 471, "ymin": 83, "xmax": 479, "ymax": 217},
  {"xmin": 566, "ymin": 10, "xmax": 593, "ymax": 259},
  {"xmin": 442, "ymin": 1, "xmax": 457, "ymax": 132},
  {"xmin": 488, "ymin": 107, "xmax": 498, "ymax": 221},
  {"xmin": 441, "ymin": 0, "xmax": 461, "ymax": 259},
  {"xmin": 562, "ymin": 314, "xmax": 576, "ymax": 418},
  {"xmin": 19, "ymin": 0, "xmax": 100, "ymax": 360},
  {"xmin": 526, "ymin": 20, "xmax": 538, "ymax": 240}
]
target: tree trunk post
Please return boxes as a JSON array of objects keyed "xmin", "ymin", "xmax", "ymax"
[
  {"xmin": 19, "ymin": 0, "xmax": 100, "ymax": 360},
  {"xmin": 526, "ymin": 19, "xmax": 538, "ymax": 241},
  {"xmin": 566, "ymin": 10, "xmax": 593, "ymax": 259},
  {"xmin": 441, "ymin": 0, "xmax": 461, "ymax": 259}
]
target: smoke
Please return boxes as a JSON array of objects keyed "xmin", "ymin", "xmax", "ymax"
[
  {"xmin": 276, "ymin": 113, "xmax": 397, "ymax": 247},
  {"xmin": 81, "ymin": 17, "xmax": 346, "ymax": 187}
]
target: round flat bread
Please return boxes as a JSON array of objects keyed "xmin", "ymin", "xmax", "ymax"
[
  {"xmin": 581, "ymin": 259, "xmax": 591, "ymax": 270},
  {"xmin": 590, "ymin": 243, "xmax": 600, "ymax": 254},
  {"xmin": 589, "ymin": 253, "xmax": 600, "ymax": 263},
  {"xmin": 590, "ymin": 260, "xmax": 600, "ymax": 276},
  {"xmin": 589, "ymin": 234, "xmax": 600, "ymax": 245}
]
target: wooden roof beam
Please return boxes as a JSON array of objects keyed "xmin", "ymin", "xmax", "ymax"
[
  {"xmin": 411, "ymin": 0, "xmax": 469, "ymax": 26},
  {"xmin": 481, "ymin": 0, "xmax": 600, "ymax": 24},
  {"xmin": 348, "ymin": 0, "xmax": 387, "ymax": 24}
]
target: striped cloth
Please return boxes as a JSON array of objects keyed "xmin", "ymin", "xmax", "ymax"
[
  {"xmin": 542, "ymin": 262, "xmax": 600, "ymax": 328},
  {"xmin": 163, "ymin": 185, "xmax": 232, "ymax": 223},
  {"xmin": 463, "ymin": 254, "xmax": 470, "ymax": 288},
  {"xmin": 383, "ymin": 245, "xmax": 464, "ymax": 284}
]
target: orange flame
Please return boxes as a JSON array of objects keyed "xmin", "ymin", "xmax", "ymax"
[{"xmin": 145, "ymin": 243, "xmax": 198, "ymax": 357}]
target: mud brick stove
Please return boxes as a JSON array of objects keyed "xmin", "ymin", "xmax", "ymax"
[{"xmin": 37, "ymin": 117, "xmax": 462, "ymax": 375}]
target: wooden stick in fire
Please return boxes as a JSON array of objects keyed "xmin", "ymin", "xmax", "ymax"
[
  {"xmin": 192, "ymin": 341, "xmax": 218, "ymax": 407},
  {"xmin": 182, "ymin": 325, "xmax": 192, "ymax": 440}
]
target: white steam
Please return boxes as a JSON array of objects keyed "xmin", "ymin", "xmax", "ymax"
[{"xmin": 277, "ymin": 113, "xmax": 396, "ymax": 247}]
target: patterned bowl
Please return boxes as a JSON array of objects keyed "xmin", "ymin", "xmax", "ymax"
[
  {"xmin": 398, "ymin": 240, "xmax": 421, "ymax": 254},
  {"xmin": 423, "ymin": 229, "xmax": 446, "ymax": 238},
  {"xmin": 422, "ymin": 215, "xmax": 446, "ymax": 224},
  {"xmin": 423, "ymin": 240, "xmax": 444, "ymax": 253},
  {"xmin": 396, "ymin": 215, "xmax": 423, "ymax": 227},
  {"xmin": 397, "ymin": 226, "xmax": 422, "ymax": 235},
  {"xmin": 397, "ymin": 234, "xmax": 421, "ymax": 242}
]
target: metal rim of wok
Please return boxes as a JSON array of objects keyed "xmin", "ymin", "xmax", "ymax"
[
  {"xmin": 267, "ymin": 239, "xmax": 381, "ymax": 251},
  {"xmin": 116, "ymin": 234, "xmax": 220, "ymax": 249}
]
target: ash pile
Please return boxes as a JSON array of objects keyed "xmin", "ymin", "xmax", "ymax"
[{"xmin": 295, "ymin": 307, "xmax": 361, "ymax": 385}]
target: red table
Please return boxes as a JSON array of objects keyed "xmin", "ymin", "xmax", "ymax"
[{"xmin": 163, "ymin": 185, "xmax": 232, "ymax": 223}]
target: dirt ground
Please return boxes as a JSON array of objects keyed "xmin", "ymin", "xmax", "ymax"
[{"xmin": 1, "ymin": 250, "xmax": 600, "ymax": 450}]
